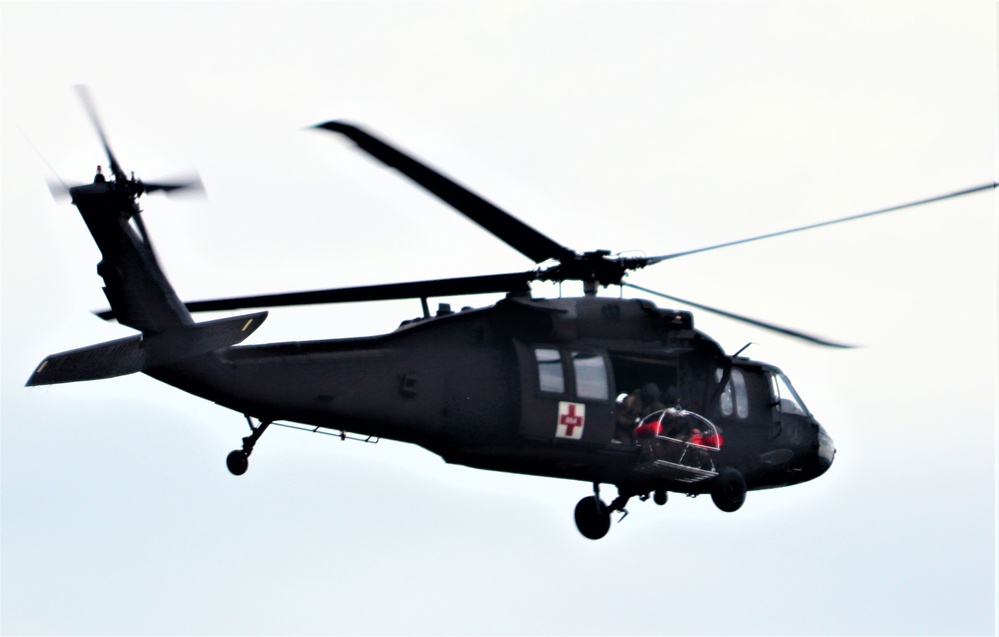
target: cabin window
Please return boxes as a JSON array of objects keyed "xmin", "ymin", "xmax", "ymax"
[
  {"xmin": 572, "ymin": 351, "xmax": 609, "ymax": 401},
  {"xmin": 716, "ymin": 368, "xmax": 749, "ymax": 419},
  {"xmin": 733, "ymin": 370, "xmax": 749, "ymax": 418},
  {"xmin": 535, "ymin": 348, "xmax": 565, "ymax": 393},
  {"xmin": 773, "ymin": 372, "xmax": 809, "ymax": 416}
]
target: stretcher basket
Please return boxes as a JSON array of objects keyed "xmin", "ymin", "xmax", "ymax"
[{"xmin": 632, "ymin": 408, "xmax": 721, "ymax": 484}]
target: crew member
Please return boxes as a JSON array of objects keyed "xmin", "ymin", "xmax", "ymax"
[{"xmin": 614, "ymin": 382, "xmax": 665, "ymax": 444}]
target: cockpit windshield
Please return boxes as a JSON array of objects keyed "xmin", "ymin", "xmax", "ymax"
[{"xmin": 772, "ymin": 372, "xmax": 809, "ymax": 417}]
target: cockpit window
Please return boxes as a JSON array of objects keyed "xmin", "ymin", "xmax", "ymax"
[
  {"xmin": 716, "ymin": 368, "xmax": 749, "ymax": 419},
  {"xmin": 572, "ymin": 352, "xmax": 609, "ymax": 401},
  {"xmin": 535, "ymin": 348, "xmax": 565, "ymax": 393},
  {"xmin": 773, "ymin": 372, "xmax": 809, "ymax": 416}
]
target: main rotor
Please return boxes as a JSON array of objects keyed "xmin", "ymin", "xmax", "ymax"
[{"xmin": 90, "ymin": 111, "xmax": 995, "ymax": 348}]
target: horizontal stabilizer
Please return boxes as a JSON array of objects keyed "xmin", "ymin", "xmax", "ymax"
[
  {"xmin": 27, "ymin": 311, "xmax": 267, "ymax": 386},
  {"xmin": 147, "ymin": 311, "xmax": 268, "ymax": 363},
  {"xmin": 27, "ymin": 334, "xmax": 145, "ymax": 385}
]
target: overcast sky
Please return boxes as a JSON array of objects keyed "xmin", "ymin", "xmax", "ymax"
[{"xmin": 2, "ymin": 2, "xmax": 996, "ymax": 635}]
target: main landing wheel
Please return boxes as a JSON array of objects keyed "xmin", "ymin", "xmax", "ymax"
[
  {"xmin": 711, "ymin": 467, "xmax": 747, "ymax": 512},
  {"xmin": 227, "ymin": 417, "xmax": 271, "ymax": 476},
  {"xmin": 574, "ymin": 496, "xmax": 611, "ymax": 540},
  {"xmin": 653, "ymin": 489, "xmax": 668, "ymax": 506},
  {"xmin": 226, "ymin": 450, "xmax": 249, "ymax": 476}
]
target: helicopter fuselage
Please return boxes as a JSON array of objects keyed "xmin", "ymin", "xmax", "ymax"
[
  {"xmin": 147, "ymin": 293, "xmax": 835, "ymax": 496},
  {"xmin": 37, "ymin": 180, "xmax": 835, "ymax": 500}
]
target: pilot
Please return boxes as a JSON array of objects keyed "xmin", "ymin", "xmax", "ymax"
[
  {"xmin": 614, "ymin": 382, "xmax": 665, "ymax": 444},
  {"xmin": 93, "ymin": 165, "xmax": 106, "ymax": 183}
]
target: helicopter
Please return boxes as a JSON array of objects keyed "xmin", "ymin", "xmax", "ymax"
[{"xmin": 28, "ymin": 89, "xmax": 995, "ymax": 540}]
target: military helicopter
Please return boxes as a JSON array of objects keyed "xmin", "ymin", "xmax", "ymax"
[{"xmin": 28, "ymin": 89, "xmax": 994, "ymax": 539}]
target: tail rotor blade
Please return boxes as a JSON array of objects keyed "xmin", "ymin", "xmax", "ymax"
[
  {"xmin": 131, "ymin": 212, "xmax": 154, "ymax": 248},
  {"xmin": 75, "ymin": 85, "xmax": 126, "ymax": 182},
  {"xmin": 142, "ymin": 174, "xmax": 205, "ymax": 196},
  {"xmin": 47, "ymin": 178, "xmax": 74, "ymax": 202}
]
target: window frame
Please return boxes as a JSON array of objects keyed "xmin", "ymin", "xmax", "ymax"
[
  {"xmin": 534, "ymin": 347, "xmax": 566, "ymax": 394},
  {"xmin": 716, "ymin": 367, "xmax": 750, "ymax": 420},
  {"xmin": 533, "ymin": 347, "xmax": 612, "ymax": 402},
  {"xmin": 772, "ymin": 371, "xmax": 810, "ymax": 417},
  {"xmin": 570, "ymin": 350, "xmax": 610, "ymax": 401}
]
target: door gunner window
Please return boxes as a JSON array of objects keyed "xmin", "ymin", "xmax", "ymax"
[
  {"xmin": 535, "ymin": 348, "xmax": 564, "ymax": 393},
  {"xmin": 572, "ymin": 352, "xmax": 609, "ymax": 401}
]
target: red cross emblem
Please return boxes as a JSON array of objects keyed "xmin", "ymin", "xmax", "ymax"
[{"xmin": 556, "ymin": 401, "xmax": 586, "ymax": 440}]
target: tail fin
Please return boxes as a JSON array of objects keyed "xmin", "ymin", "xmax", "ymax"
[
  {"xmin": 27, "ymin": 311, "xmax": 267, "ymax": 386},
  {"xmin": 29, "ymin": 90, "xmax": 250, "ymax": 388},
  {"xmin": 72, "ymin": 180, "xmax": 195, "ymax": 334},
  {"xmin": 66, "ymin": 88, "xmax": 203, "ymax": 334}
]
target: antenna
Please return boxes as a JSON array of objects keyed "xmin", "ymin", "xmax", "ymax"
[{"xmin": 734, "ymin": 342, "xmax": 755, "ymax": 357}]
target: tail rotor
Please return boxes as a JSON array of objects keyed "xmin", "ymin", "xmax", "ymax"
[{"xmin": 74, "ymin": 85, "xmax": 204, "ymax": 201}]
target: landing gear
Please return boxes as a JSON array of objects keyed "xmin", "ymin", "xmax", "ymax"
[
  {"xmin": 226, "ymin": 450, "xmax": 249, "ymax": 475},
  {"xmin": 573, "ymin": 484, "xmax": 632, "ymax": 540},
  {"xmin": 711, "ymin": 467, "xmax": 747, "ymax": 512},
  {"xmin": 227, "ymin": 416, "xmax": 271, "ymax": 476},
  {"xmin": 574, "ymin": 496, "xmax": 611, "ymax": 540},
  {"xmin": 653, "ymin": 489, "xmax": 668, "ymax": 505}
]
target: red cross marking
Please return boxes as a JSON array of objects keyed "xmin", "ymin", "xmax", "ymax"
[{"xmin": 560, "ymin": 404, "xmax": 583, "ymax": 437}]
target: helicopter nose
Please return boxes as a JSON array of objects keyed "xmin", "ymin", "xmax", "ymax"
[{"xmin": 815, "ymin": 424, "xmax": 835, "ymax": 475}]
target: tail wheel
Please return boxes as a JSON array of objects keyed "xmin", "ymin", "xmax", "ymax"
[
  {"xmin": 711, "ymin": 467, "xmax": 747, "ymax": 512},
  {"xmin": 574, "ymin": 495, "xmax": 611, "ymax": 540}
]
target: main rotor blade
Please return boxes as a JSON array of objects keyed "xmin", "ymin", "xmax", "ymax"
[
  {"xmin": 95, "ymin": 271, "xmax": 535, "ymax": 319},
  {"xmin": 646, "ymin": 182, "xmax": 998, "ymax": 264},
  {"xmin": 624, "ymin": 283, "xmax": 856, "ymax": 348},
  {"xmin": 315, "ymin": 121, "xmax": 576, "ymax": 265},
  {"xmin": 75, "ymin": 85, "xmax": 126, "ymax": 182}
]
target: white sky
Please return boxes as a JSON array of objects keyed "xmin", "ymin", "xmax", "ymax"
[{"xmin": 2, "ymin": 2, "xmax": 996, "ymax": 635}]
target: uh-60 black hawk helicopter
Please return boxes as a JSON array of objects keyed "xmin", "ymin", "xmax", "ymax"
[{"xmin": 29, "ymin": 89, "xmax": 995, "ymax": 539}]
